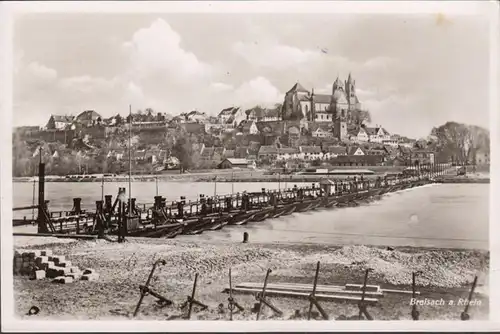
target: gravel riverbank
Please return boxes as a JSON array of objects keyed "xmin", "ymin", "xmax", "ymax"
[{"xmin": 13, "ymin": 237, "xmax": 489, "ymax": 320}]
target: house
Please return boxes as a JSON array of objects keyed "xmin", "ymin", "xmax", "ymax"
[
  {"xmin": 237, "ymin": 120, "xmax": 259, "ymax": 135},
  {"xmin": 262, "ymin": 109, "xmax": 280, "ymax": 122},
  {"xmin": 218, "ymin": 107, "xmax": 246, "ymax": 127},
  {"xmin": 46, "ymin": 115, "xmax": 75, "ymax": 130},
  {"xmin": 348, "ymin": 146, "xmax": 366, "ymax": 156},
  {"xmin": 184, "ymin": 110, "xmax": 208, "ymax": 123},
  {"xmin": 223, "ymin": 149, "xmax": 235, "ymax": 159},
  {"xmin": 277, "ymin": 147, "xmax": 299, "ymax": 161},
  {"xmin": 365, "ymin": 126, "xmax": 391, "ymax": 143},
  {"xmin": 234, "ymin": 146, "xmax": 250, "ymax": 159},
  {"xmin": 323, "ymin": 145, "xmax": 348, "ymax": 160},
  {"xmin": 258, "ymin": 145, "xmax": 279, "ymax": 162},
  {"xmin": 411, "ymin": 149, "xmax": 435, "ymax": 165},
  {"xmin": 75, "ymin": 110, "xmax": 102, "ymax": 127},
  {"xmin": 366, "ymin": 148, "xmax": 387, "ymax": 156},
  {"xmin": 299, "ymin": 146, "xmax": 323, "ymax": 160},
  {"xmin": 218, "ymin": 158, "xmax": 253, "ymax": 169},
  {"xmin": 330, "ymin": 154, "xmax": 384, "ymax": 166},
  {"xmin": 246, "ymin": 107, "xmax": 266, "ymax": 122},
  {"xmin": 349, "ymin": 127, "xmax": 369, "ymax": 142}
]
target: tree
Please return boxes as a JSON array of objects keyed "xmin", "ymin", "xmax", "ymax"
[
  {"xmin": 431, "ymin": 122, "xmax": 490, "ymax": 164},
  {"xmin": 171, "ymin": 133, "xmax": 198, "ymax": 173},
  {"xmin": 350, "ymin": 109, "xmax": 372, "ymax": 125}
]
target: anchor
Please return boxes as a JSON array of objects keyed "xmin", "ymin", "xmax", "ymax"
[
  {"xmin": 358, "ymin": 268, "xmax": 374, "ymax": 320},
  {"xmin": 308, "ymin": 261, "xmax": 329, "ymax": 320},
  {"xmin": 180, "ymin": 273, "xmax": 208, "ymax": 319},
  {"xmin": 133, "ymin": 259, "xmax": 172, "ymax": 317},
  {"xmin": 460, "ymin": 275, "xmax": 478, "ymax": 320},
  {"xmin": 411, "ymin": 271, "xmax": 422, "ymax": 320},
  {"xmin": 227, "ymin": 268, "xmax": 244, "ymax": 320},
  {"xmin": 255, "ymin": 269, "xmax": 283, "ymax": 320}
]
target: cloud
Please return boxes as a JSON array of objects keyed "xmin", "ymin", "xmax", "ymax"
[
  {"xmin": 233, "ymin": 77, "xmax": 283, "ymax": 108},
  {"xmin": 123, "ymin": 18, "xmax": 213, "ymax": 84},
  {"xmin": 210, "ymin": 82, "xmax": 234, "ymax": 92},
  {"xmin": 232, "ymin": 41, "xmax": 323, "ymax": 70}
]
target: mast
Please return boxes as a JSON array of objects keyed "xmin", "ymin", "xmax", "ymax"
[{"xmin": 128, "ymin": 104, "xmax": 132, "ymax": 215}]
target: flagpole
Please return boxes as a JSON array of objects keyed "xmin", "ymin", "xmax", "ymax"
[{"xmin": 128, "ymin": 104, "xmax": 132, "ymax": 215}]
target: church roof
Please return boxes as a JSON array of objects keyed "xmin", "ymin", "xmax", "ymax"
[{"xmin": 287, "ymin": 82, "xmax": 310, "ymax": 94}]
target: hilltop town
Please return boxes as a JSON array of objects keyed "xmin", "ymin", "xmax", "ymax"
[{"xmin": 12, "ymin": 76, "xmax": 490, "ymax": 177}]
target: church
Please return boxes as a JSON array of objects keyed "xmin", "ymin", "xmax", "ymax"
[{"xmin": 281, "ymin": 73, "xmax": 362, "ymax": 141}]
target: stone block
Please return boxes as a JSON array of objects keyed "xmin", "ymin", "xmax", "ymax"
[
  {"xmin": 46, "ymin": 268, "xmax": 60, "ymax": 278},
  {"xmin": 35, "ymin": 256, "xmax": 49, "ymax": 266},
  {"xmin": 23, "ymin": 250, "xmax": 41, "ymax": 258},
  {"xmin": 52, "ymin": 256, "xmax": 65, "ymax": 265},
  {"xmin": 41, "ymin": 250, "xmax": 52, "ymax": 257},
  {"xmin": 34, "ymin": 270, "xmax": 46, "ymax": 280},
  {"xmin": 53, "ymin": 276, "xmax": 74, "ymax": 284},
  {"xmin": 66, "ymin": 272, "xmax": 82, "ymax": 281},
  {"xmin": 58, "ymin": 261, "xmax": 72, "ymax": 268},
  {"xmin": 81, "ymin": 273, "xmax": 100, "ymax": 281},
  {"xmin": 83, "ymin": 268, "xmax": 95, "ymax": 275},
  {"xmin": 69, "ymin": 266, "xmax": 80, "ymax": 273},
  {"xmin": 54, "ymin": 267, "xmax": 71, "ymax": 276}
]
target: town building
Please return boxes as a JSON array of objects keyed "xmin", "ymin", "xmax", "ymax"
[
  {"xmin": 218, "ymin": 158, "xmax": 254, "ymax": 169},
  {"xmin": 218, "ymin": 107, "xmax": 246, "ymax": 127},
  {"xmin": 45, "ymin": 115, "xmax": 75, "ymax": 130},
  {"xmin": 75, "ymin": 110, "xmax": 102, "ymax": 127}
]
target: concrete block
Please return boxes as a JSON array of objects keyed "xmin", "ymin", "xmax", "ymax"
[
  {"xmin": 53, "ymin": 276, "xmax": 74, "ymax": 284},
  {"xmin": 52, "ymin": 256, "xmax": 65, "ymax": 265},
  {"xmin": 58, "ymin": 261, "xmax": 72, "ymax": 268},
  {"xmin": 34, "ymin": 270, "xmax": 46, "ymax": 280},
  {"xmin": 41, "ymin": 250, "xmax": 53, "ymax": 257},
  {"xmin": 83, "ymin": 268, "xmax": 95, "ymax": 275},
  {"xmin": 81, "ymin": 273, "xmax": 100, "ymax": 281},
  {"xmin": 22, "ymin": 262, "xmax": 30, "ymax": 268}
]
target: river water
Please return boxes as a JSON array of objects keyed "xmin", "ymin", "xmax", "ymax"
[{"xmin": 12, "ymin": 181, "xmax": 489, "ymax": 250}]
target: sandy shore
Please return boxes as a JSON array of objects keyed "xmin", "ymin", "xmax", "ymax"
[{"xmin": 13, "ymin": 236, "xmax": 489, "ymax": 321}]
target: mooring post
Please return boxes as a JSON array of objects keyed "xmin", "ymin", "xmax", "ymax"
[
  {"xmin": 411, "ymin": 271, "xmax": 420, "ymax": 320},
  {"xmin": 358, "ymin": 268, "xmax": 374, "ymax": 320},
  {"xmin": 460, "ymin": 275, "xmax": 478, "ymax": 320},
  {"xmin": 308, "ymin": 261, "xmax": 329, "ymax": 320},
  {"xmin": 37, "ymin": 159, "xmax": 47, "ymax": 233}
]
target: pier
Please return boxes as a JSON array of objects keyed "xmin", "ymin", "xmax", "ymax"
[{"xmin": 13, "ymin": 162, "xmax": 455, "ymax": 240}]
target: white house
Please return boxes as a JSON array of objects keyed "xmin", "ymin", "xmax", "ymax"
[
  {"xmin": 184, "ymin": 110, "xmax": 208, "ymax": 123},
  {"xmin": 366, "ymin": 126, "xmax": 391, "ymax": 143},
  {"xmin": 276, "ymin": 147, "xmax": 300, "ymax": 161},
  {"xmin": 299, "ymin": 146, "xmax": 323, "ymax": 160},
  {"xmin": 351, "ymin": 127, "xmax": 369, "ymax": 142},
  {"xmin": 323, "ymin": 146, "xmax": 348, "ymax": 160},
  {"xmin": 311, "ymin": 127, "xmax": 331, "ymax": 138},
  {"xmin": 218, "ymin": 107, "xmax": 246, "ymax": 127},
  {"xmin": 348, "ymin": 146, "xmax": 366, "ymax": 156}
]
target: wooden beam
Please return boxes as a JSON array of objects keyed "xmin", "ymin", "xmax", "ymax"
[
  {"xmin": 235, "ymin": 283, "xmax": 384, "ymax": 297},
  {"xmin": 225, "ymin": 287, "xmax": 379, "ymax": 304},
  {"xmin": 13, "ymin": 232, "xmax": 97, "ymax": 240}
]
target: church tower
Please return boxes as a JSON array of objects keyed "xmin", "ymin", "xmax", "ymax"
[
  {"xmin": 332, "ymin": 76, "xmax": 348, "ymax": 141},
  {"xmin": 345, "ymin": 72, "xmax": 358, "ymax": 112}
]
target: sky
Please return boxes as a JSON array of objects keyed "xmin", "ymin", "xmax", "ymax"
[{"xmin": 12, "ymin": 11, "xmax": 491, "ymax": 138}]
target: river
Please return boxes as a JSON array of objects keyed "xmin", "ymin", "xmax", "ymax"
[{"xmin": 12, "ymin": 181, "xmax": 489, "ymax": 250}]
